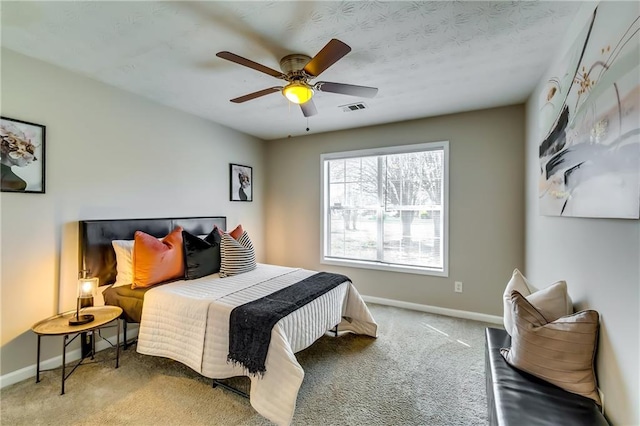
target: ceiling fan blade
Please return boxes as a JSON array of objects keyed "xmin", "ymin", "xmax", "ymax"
[
  {"xmin": 217, "ymin": 51, "xmax": 287, "ymax": 80},
  {"xmin": 230, "ymin": 87, "xmax": 283, "ymax": 103},
  {"xmin": 315, "ymin": 82, "xmax": 378, "ymax": 98},
  {"xmin": 300, "ymin": 99, "xmax": 318, "ymax": 117},
  {"xmin": 303, "ymin": 39, "xmax": 351, "ymax": 77}
]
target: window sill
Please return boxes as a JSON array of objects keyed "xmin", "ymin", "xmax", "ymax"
[{"xmin": 321, "ymin": 257, "xmax": 448, "ymax": 277}]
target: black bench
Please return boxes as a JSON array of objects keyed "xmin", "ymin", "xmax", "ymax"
[{"xmin": 485, "ymin": 327, "xmax": 608, "ymax": 426}]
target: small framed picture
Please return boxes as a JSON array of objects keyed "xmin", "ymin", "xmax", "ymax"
[
  {"xmin": 1, "ymin": 116, "xmax": 46, "ymax": 193},
  {"xmin": 230, "ymin": 163, "xmax": 252, "ymax": 202}
]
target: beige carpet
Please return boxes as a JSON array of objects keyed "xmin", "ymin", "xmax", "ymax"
[{"xmin": 1, "ymin": 304, "xmax": 493, "ymax": 425}]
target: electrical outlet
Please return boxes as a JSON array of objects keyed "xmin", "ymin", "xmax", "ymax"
[{"xmin": 454, "ymin": 281, "xmax": 463, "ymax": 293}]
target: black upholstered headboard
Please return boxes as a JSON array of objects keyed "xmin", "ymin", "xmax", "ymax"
[{"xmin": 79, "ymin": 216, "xmax": 227, "ymax": 287}]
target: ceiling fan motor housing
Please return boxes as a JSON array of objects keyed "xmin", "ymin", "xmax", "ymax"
[{"xmin": 279, "ymin": 54, "xmax": 311, "ymax": 75}]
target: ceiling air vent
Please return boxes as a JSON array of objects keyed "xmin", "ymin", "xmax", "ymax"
[{"xmin": 340, "ymin": 102, "xmax": 368, "ymax": 112}]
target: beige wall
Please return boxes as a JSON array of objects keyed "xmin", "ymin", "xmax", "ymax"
[
  {"xmin": 265, "ymin": 105, "xmax": 525, "ymax": 317},
  {"xmin": 0, "ymin": 49, "xmax": 265, "ymax": 376},
  {"xmin": 525, "ymin": 2, "xmax": 639, "ymax": 424}
]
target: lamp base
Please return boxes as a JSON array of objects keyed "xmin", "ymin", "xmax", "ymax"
[{"xmin": 69, "ymin": 314, "xmax": 94, "ymax": 326}]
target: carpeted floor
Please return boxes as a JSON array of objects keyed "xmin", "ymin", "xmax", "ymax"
[{"xmin": 1, "ymin": 304, "xmax": 493, "ymax": 425}]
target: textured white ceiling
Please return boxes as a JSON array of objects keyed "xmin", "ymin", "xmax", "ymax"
[{"xmin": 1, "ymin": 1, "xmax": 580, "ymax": 140}]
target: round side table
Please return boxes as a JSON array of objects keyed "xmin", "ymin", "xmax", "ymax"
[{"xmin": 31, "ymin": 305, "xmax": 123, "ymax": 394}]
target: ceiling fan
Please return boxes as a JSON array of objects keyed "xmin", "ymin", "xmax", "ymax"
[{"xmin": 216, "ymin": 39, "xmax": 378, "ymax": 117}]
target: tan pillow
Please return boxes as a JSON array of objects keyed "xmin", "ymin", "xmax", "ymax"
[
  {"xmin": 503, "ymin": 269, "xmax": 572, "ymax": 335},
  {"xmin": 501, "ymin": 290, "xmax": 601, "ymax": 405}
]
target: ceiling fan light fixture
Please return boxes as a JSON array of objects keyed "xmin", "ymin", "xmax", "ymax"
[{"xmin": 283, "ymin": 82, "xmax": 314, "ymax": 104}]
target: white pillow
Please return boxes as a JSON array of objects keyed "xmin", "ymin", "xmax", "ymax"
[
  {"xmin": 112, "ymin": 240, "xmax": 135, "ymax": 287},
  {"xmin": 503, "ymin": 269, "xmax": 573, "ymax": 335}
]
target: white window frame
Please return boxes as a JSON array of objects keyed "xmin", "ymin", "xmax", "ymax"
[{"xmin": 320, "ymin": 141, "xmax": 449, "ymax": 277}]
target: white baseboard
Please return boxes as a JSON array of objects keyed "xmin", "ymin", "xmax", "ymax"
[
  {"xmin": 0, "ymin": 327, "xmax": 138, "ymax": 389},
  {"xmin": 362, "ymin": 295, "xmax": 503, "ymax": 325}
]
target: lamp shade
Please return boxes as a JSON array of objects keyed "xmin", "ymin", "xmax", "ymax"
[
  {"xmin": 283, "ymin": 82, "xmax": 314, "ymax": 104},
  {"xmin": 69, "ymin": 275, "xmax": 98, "ymax": 325},
  {"xmin": 78, "ymin": 276, "xmax": 98, "ymax": 299}
]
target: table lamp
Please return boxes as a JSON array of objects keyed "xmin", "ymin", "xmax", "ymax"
[{"xmin": 69, "ymin": 271, "xmax": 98, "ymax": 325}]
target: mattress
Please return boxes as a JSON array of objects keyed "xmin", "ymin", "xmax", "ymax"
[{"xmin": 136, "ymin": 264, "xmax": 378, "ymax": 425}]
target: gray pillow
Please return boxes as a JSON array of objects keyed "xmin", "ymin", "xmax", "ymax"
[{"xmin": 501, "ymin": 290, "xmax": 601, "ymax": 405}]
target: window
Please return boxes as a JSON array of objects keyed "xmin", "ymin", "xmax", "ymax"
[{"xmin": 321, "ymin": 141, "xmax": 448, "ymax": 276}]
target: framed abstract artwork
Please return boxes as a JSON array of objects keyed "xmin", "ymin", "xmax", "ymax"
[
  {"xmin": 0, "ymin": 116, "xmax": 46, "ymax": 194},
  {"xmin": 538, "ymin": 3, "xmax": 639, "ymax": 219},
  {"xmin": 230, "ymin": 163, "xmax": 252, "ymax": 202}
]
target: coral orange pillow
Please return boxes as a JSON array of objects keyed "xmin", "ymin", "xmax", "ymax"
[
  {"xmin": 218, "ymin": 224, "xmax": 243, "ymax": 240},
  {"xmin": 132, "ymin": 227, "xmax": 184, "ymax": 288}
]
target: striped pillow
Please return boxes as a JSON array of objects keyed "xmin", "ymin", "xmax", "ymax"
[
  {"xmin": 501, "ymin": 290, "xmax": 600, "ymax": 405},
  {"xmin": 219, "ymin": 230, "xmax": 256, "ymax": 277}
]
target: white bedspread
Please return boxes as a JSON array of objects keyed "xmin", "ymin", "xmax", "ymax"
[{"xmin": 137, "ymin": 264, "xmax": 378, "ymax": 425}]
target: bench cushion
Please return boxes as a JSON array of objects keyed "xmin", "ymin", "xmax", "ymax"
[{"xmin": 485, "ymin": 327, "xmax": 608, "ymax": 426}]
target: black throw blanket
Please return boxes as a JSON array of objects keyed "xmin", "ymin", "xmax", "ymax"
[{"xmin": 228, "ymin": 272, "xmax": 350, "ymax": 375}]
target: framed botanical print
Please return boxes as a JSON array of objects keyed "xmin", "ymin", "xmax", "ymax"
[
  {"xmin": 1, "ymin": 116, "xmax": 46, "ymax": 193},
  {"xmin": 230, "ymin": 163, "xmax": 252, "ymax": 202}
]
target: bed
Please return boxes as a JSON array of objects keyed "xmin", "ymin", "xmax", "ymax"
[{"xmin": 79, "ymin": 216, "xmax": 378, "ymax": 426}]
